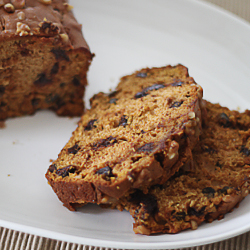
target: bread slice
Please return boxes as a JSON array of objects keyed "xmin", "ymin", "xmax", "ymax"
[
  {"xmin": 122, "ymin": 101, "xmax": 250, "ymax": 235},
  {"xmin": 45, "ymin": 64, "xmax": 205, "ymax": 211},
  {"xmin": 0, "ymin": 0, "xmax": 93, "ymax": 120}
]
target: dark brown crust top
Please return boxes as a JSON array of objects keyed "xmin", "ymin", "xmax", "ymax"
[{"xmin": 0, "ymin": 0, "xmax": 90, "ymax": 51}]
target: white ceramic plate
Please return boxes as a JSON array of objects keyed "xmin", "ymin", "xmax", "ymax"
[{"xmin": 1, "ymin": 0, "xmax": 250, "ymax": 249}]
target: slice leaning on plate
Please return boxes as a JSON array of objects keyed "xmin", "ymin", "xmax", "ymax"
[
  {"xmin": 45, "ymin": 64, "xmax": 205, "ymax": 211},
  {"xmin": 121, "ymin": 101, "xmax": 250, "ymax": 235}
]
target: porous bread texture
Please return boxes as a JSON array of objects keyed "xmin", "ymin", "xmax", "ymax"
[
  {"xmin": 46, "ymin": 64, "xmax": 205, "ymax": 211},
  {"xmin": 0, "ymin": 0, "xmax": 93, "ymax": 120},
  {"xmin": 123, "ymin": 101, "xmax": 250, "ymax": 235}
]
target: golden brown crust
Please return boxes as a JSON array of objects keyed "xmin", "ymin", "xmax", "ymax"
[
  {"xmin": 122, "ymin": 101, "xmax": 250, "ymax": 235},
  {"xmin": 0, "ymin": 0, "xmax": 93, "ymax": 120},
  {"xmin": 45, "ymin": 64, "xmax": 205, "ymax": 210}
]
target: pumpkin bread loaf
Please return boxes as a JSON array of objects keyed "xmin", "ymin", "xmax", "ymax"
[
  {"xmin": 46, "ymin": 64, "xmax": 205, "ymax": 211},
  {"xmin": 0, "ymin": 0, "xmax": 93, "ymax": 120},
  {"xmin": 122, "ymin": 101, "xmax": 250, "ymax": 235}
]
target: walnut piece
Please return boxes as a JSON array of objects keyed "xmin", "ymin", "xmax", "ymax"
[
  {"xmin": 16, "ymin": 22, "xmax": 32, "ymax": 36},
  {"xmin": 188, "ymin": 111, "xmax": 196, "ymax": 120},
  {"xmin": 59, "ymin": 33, "xmax": 69, "ymax": 43},
  {"xmin": 17, "ymin": 11, "xmax": 25, "ymax": 21},
  {"xmin": 11, "ymin": 0, "xmax": 25, "ymax": 9},
  {"xmin": 4, "ymin": 3, "xmax": 15, "ymax": 13},
  {"xmin": 39, "ymin": 0, "xmax": 51, "ymax": 5},
  {"xmin": 63, "ymin": 3, "xmax": 73, "ymax": 11}
]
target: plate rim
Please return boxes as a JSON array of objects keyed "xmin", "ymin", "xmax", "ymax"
[{"xmin": 1, "ymin": 0, "xmax": 250, "ymax": 249}]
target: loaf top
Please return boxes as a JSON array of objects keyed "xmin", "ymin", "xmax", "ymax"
[
  {"xmin": 123, "ymin": 101, "xmax": 250, "ymax": 235},
  {"xmin": 0, "ymin": 0, "xmax": 90, "ymax": 50},
  {"xmin": 46, "ymin": 64, "xmax": 205, "ymax": 207}
]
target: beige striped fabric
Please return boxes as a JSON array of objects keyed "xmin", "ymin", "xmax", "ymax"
[
  {"xmin": 207, "ymin": 0, "xmax": 250, "ymax": 22},
  {"xmin": 1, "ymin": 0, "xmax": 250, "ymax": 249},
  {"xmin": 1, "ymin": 227, "xmax": 250, "ymax": 250}
]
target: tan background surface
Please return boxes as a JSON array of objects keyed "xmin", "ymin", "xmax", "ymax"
[{"xmin": 1, "ymin": 0, "xmax": 250, "ymax": 249}]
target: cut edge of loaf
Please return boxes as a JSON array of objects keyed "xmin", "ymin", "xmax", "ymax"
[
  {"xmin": 0, "ymin": 0, "xmax": 94, "ymax": 120},
  {"xmin": 46, "ymin": 65, "xmax": 205, "ymax": 210}
]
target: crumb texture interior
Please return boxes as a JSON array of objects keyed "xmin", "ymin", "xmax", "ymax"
[
  {"xmin": 46, "ymin": 64, "xmax": 205, "ymax": 210},
  {"xmin": 0, "ymin": 0, "xmax": 93, "ymax": 120},
  {"xmin": 122, "ymin": 102, "xmax": 250, "ymax": 235}
]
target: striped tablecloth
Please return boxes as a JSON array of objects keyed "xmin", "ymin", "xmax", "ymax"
[{"xmin": 1, "ymin": 0, "xmax": 250, "ymax": 249}]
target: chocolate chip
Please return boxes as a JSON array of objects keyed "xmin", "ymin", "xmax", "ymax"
[
  {"xmin": 129, "ymin": 190, "xmax": 158, "ymax": 215},
  {"xmin": 134, "ymin": 89, "xmax": 146, "ymax": 98},
  {"xmin": 67, "ymin": 144, "xmax": 81, "ymax": 154},
  {"xmin": 34, "ymin": 73, "xmax": 51, "ymax": 86},
  {"xmin": 0, "ymin": 17, "xmax": 6, "ymax": 31},
  {"xmin": 0, "ymin": 85, "xmax": 5, "ymax": 96},
  {"xmin": 51, "ymin": 62, "xmax": 59, "ymax": 75},
  {"xmin": 96, "ymin": 166, "xmax": 114, "ymax": 180},
  {"xmin": 51, "ymin": 48, "xmax": 69, "ymax": 61},
  {"xmin": 84, "ymin": 119, "xmax": 97, "ymax": 131},
  {"xmin": 119, "ymin": 115, "xmax": 128, "ymax": 127},
  {"xmin": 240, "ymin": 145, "xmax": 250, "ymax": 156},
  {"xmin": 20, "ymin": 48, "xmax": 30, "ymax": 56},
  {"xmin": 136, "ymin": 72, "xmax": 147, "ymax": 78},
  {"xmin": 31, "ymin": 98, "xmax": 40, "ymax": 107},
  {"xmin": 145, "ymin": 83, "xmax": 166, "ymax": 92},
  {"xmin": 216, "ymin": 161, "xmax": 222, "ymax": 168},
  {"xmin": 72, "ymin": 77, "xmax": 81, "ymax": 86},
  {"xmin": 218, "ymin": 186, "xmax": 230, "ymax": 195},
  {"xmin": 218, "ymin": 113, "xmax": 231, "ymax": 127},
  {"xmin": 40, "ymin": 22, "xmax": 51, "ymax": 30},
  {"xmin": 109, "ymin": 98, "xmax": 118, "ymax": 104},
  {"xmin": 48, "ymin": 164, "xmax": 57, "ymax": 173},
  {"xmin": 170, "ymin": 168, "xmax": 186, "ymax": 179},
  {"xmin": 188, "ymin": 206, "xmax": 206, "ymax": 217},
  {"xmin": 137, "ymin": 143, "xmax": 155, "ymax": 153},
  {"xmin": 154, "ymin": 152, "xmax": 164, "ymax": 168},
  {"xmin": 202, "ymin": 187, "xmax": 215, "ymax": 197},
  {"xmin": 202, "ymin": 145, "xmax": 216, "ymax": 154},
  {"xmin": 56, "ymin": 165, "xmax": 76, "ymax": 177},
  {"xmin": 40, "ymin": 21, "xmax": 59, "ymax": 34},
  {"xmin": 175, "ymin": 211, "xmax": 186, "ymax": 221},
  {"xmin": 170, "ymin": 101, "xmax": 183, "ymax": 108},
  {"xmin": 0, "ymin": 101, "xmax": 6, "ymax": 107},
  {"xmin": 108, "ymin": 90, "xmax": 119, "ymax": 98},
  {"xmin": 92, "ymin": 136, "xmax": 117, "ymax": 149},
  {"xmin": 172, "ymin": 81, "xmax": 184, "ymax": 87},
  {"xmin": 45, "ymin": 94, "xmax": 59, "ymax": 103},
  {"xmin": 135, "ymin": 83, "xmax": 165, "ymax": 99},
  {"xmin": 53, "ymin": 96, "xmax": 64, "ymax": 109},
  {"xmin": 153, "ymin": 184, "xmax": 164, "ymax": 190},
  {"xmin": 171, "ymin": 210, "xmax": 176, "ymax": 215}
]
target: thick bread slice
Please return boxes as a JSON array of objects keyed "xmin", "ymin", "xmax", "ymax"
[
  {"xmin": 46, "ymin": 64, "xmax": 205, "ymax": 210},
  {"xmin": 122, "ymin": 101, "xmax": 250, "ymax": 235}
]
